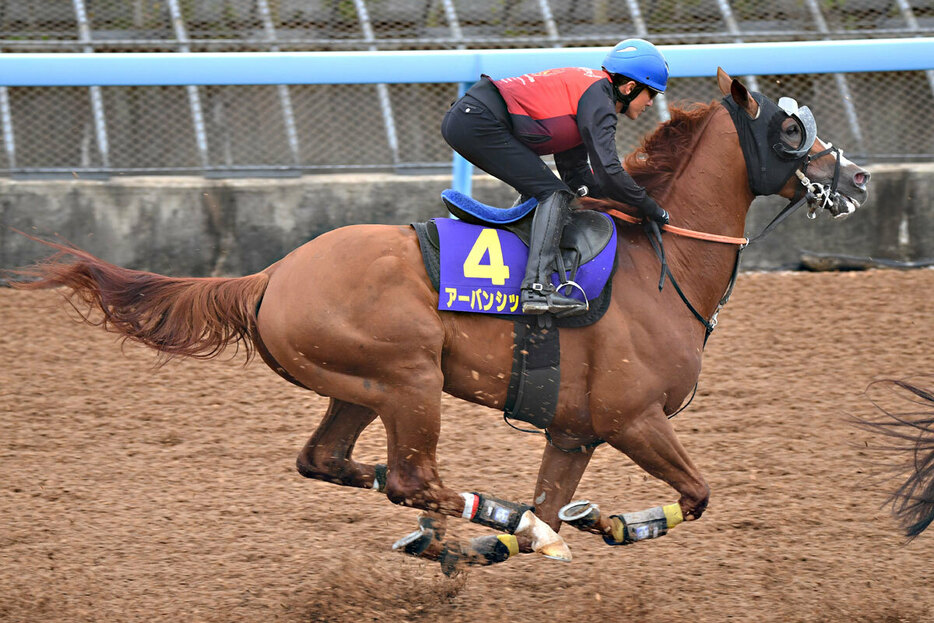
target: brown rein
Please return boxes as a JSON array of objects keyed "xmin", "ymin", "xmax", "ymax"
[{"xmin": 603, "ymin": 208, "xmax": 748, "ymax": 246}]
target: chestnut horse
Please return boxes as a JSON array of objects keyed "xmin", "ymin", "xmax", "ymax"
[{"xmin": 12, "ymin": 70, "xmax": 871, "ymax": 570}]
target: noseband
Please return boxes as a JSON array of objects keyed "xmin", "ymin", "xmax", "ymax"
[{"xmin": 795, "ymin": 143, "xmax": 842, "ymax": 219}]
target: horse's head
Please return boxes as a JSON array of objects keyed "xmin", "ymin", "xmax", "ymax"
[{"xmin": 717, "ymin": 68, "xmax": 870, "ymax": 219}]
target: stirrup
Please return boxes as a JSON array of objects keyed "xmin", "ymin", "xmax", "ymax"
[
  {"xmin": 556, "ymin": 280, "xmax": 588, "ymax": 305},
  {"xmin": 521, "ymin": 284, "xmax": 588, "ymax": 316},
  {"xmin": 554, "ymin": 281, "xmax": 589, "ymax": 318}
]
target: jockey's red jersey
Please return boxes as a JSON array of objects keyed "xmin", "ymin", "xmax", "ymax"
[
  {"xmin": 493, "ymin": 67, "xmax": 611, "ymax": 155},
  {"xmin": 486, "ymin": 66, "xmax": 649, "ymax": 209}
]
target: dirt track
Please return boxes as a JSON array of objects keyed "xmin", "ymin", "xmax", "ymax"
[{"xmin": 2, "ymin": 269, "xmax": 933, "ymax": 623}]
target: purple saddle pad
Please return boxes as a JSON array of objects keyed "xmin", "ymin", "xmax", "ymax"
[{"xmin": 435, "ymin": 215, "xmax": 616, "ymax": 315}]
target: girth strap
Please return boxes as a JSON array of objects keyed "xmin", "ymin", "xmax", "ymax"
[{"xmin": 503, "ymin": 318, "xmax": 561, "ymax": 430}]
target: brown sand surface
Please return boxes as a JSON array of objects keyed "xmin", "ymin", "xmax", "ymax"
[{"xmin": 2, "ymin": 269, "xmax": 933, "ymax": 622}]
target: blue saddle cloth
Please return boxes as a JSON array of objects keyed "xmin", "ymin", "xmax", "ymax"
[{"xmin": 432, "ymin": 217, "xmax": 614, "ymax": 314}]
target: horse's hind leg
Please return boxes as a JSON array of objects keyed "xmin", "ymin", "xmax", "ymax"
[
  {"xmin": 377, "ymin": 385, "xmax": 570, "ymax": 569},
  {"xmin": 296, "ymin": 398, "xmax": 382, "ymax": 490},
  {"xmin": 297, "ymin": 398, "xmax": 453, "ymax": 554}
]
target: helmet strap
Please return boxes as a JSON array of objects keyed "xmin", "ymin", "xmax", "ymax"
[{"xmin": 612, "ymin": 78, "xmax": 645, "ymax": 114}]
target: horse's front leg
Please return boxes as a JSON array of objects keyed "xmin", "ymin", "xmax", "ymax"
[
  {"xmin": 606, "ymin": 407, "xmax": 711, "ymax": 521},
  {"xmin": 415, "ymin": 438, "xmax": 596, "ymax": 559},
  {"xmin": 562, "ymin": 406, "xmax": 709, "ymax": 546},
  {"xmin": 491, "ymin": 437, "xmax": 596, "ymax": 554}
]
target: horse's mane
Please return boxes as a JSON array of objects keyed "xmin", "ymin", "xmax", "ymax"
[
  {"xmin": 623, "ymin": 101, "xmax": 719, "ymax": 197},
  {"xmin": 582, "ymin": 101, "xmax": 719, "ymax": 210}
]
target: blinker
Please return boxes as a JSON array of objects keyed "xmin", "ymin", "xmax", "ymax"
[
  {"xmin": 772, "ymin": 97, "xmax": 817, "ymax": 160},
  {"xmin": 723, "ymin": 90, "xmax": 816, "ymax": 196}
]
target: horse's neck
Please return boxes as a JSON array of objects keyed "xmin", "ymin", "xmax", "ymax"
[{"xmin": 658, "ymin": 106, "xmax": 753, "ymax": 319}]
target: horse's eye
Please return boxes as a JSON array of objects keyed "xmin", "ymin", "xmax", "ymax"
[{"xmin": 782, "ymin": 119, "xmax": 802, "ymax": 147}]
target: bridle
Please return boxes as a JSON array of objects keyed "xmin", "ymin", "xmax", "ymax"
[{"xmin": 796, "ymin": 143, "xmax": 843, "ymax": 220}]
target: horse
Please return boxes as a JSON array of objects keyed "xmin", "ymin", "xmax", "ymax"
[
  {"xmin": 10, "ymin": 68, "xmax": 871, "ymax": 571},
  {"xmin": 856, "ymin": 379, "xmax": 934, "ymax": 540}
]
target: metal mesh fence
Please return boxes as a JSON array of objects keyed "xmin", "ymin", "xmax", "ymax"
[{"xmin": 1, "ymin": 0, "xmax": 932, "ymax": 177}]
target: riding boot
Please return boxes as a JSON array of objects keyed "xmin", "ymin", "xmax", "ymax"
[{"xmin": 520, "ymin": 190, "xmax": 588, "ymax": 316}]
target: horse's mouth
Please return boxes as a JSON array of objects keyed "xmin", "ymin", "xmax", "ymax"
[
  {"xmin": 828, "ymin": 192, "xmax": 860, "ymax": 219},
  {"xmin": 809, "ymin": 187, "xmax": 867, "ymax": 220}
]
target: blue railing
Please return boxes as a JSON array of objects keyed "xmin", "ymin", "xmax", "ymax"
[
  {"xmin": 2, "ymin": 38, "xmax": 932, "ymax": 189},
  {"xmin": 2, "ymin": 39, "xmax": 933, "ymax": 85}
]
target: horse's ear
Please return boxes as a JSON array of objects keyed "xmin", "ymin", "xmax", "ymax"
[
  {"xmin": 717, "ymin": 67, "xmax": 732, "ymax": 96},
  {"xmin": 718, "ymin": 67, "xmax": 759, "ymax": 118}
]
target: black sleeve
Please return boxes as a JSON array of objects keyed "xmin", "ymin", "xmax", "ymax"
[
  {"xmin": 554, "ymin": 144, "xmax": 600, "ymax": 196},
  {"xmin": 577, "ymin": 80, "xmax": 654, "ymax": 210}
]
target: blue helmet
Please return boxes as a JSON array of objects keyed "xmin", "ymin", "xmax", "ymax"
[{"xmin": 602, "ymin": 39, "xmax": 669, "ymax": 93}]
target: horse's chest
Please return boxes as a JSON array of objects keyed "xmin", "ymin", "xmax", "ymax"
[{"xmin": 573, "ymin": 328, "xmax": 703, "ymax": 411}]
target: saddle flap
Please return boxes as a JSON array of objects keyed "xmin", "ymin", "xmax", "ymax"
[{"xmin": 560, "ymin": 210, "xmax": 614, "ymax": 265}]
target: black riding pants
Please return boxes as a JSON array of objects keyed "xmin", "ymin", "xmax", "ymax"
[{"xmin": 441, "ymin": 93, "xmax": 569, "ymax": 201}]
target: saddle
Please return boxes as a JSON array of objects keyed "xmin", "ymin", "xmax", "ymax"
[
  {"xmin": 412, "ymin": 189, "xmax": 617, "ymax": 328},
  {"xmin": 440, "ymin": 189, "xmax": 613, "ymax": 267}
]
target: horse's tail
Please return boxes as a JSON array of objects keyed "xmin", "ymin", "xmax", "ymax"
[
  {"xmin": 9, "ymin": 232, "xmax": 270, "ymax": 363},
  {"xmin": 856, "ymin": 379, "xmax": 934, "ymax": 540}
]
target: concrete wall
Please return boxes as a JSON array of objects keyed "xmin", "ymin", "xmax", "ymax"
[
  {"xmin": 742, "ymin": 163, "xmax": 934, "ymax": 270},
  {"xmin": 2, "ymin": 163, "xmax": 933, "ymax": 278}
]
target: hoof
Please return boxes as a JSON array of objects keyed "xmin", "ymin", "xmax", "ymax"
[
  {"xmin": 558, "ymin": 500, "xmax": 684, "ymax": 546},
  {"xmin": 392, "ymin": 515, "xmax": 444, "ymax": 559},
  {"xmin": 538, "ymin": 540, "xmax": 573, "ymax": 561},
  {"xmin": 438, "ymin": 534, "xmax": 519, "ymax": 576},
  {"xmin": 515, "ymin": 510, "xmax": 572, "ymax": 562},
  {"xmin": 559, "ymin": 500, "xmax": 605, "ymax": 534},
  {"xmin": 392, "ymin": 526, "xmax": 436, "ymax": 557}
]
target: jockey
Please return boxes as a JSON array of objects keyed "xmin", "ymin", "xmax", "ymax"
[{"xmin": 441, "ymin": 38, "xmax": 671, "ymax": 316}]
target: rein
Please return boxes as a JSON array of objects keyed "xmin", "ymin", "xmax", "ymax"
[
  {"xmin": 605, "ymin": 192, "xmax": 811, "ymax": 343},
  {"xmin": 543, "ymin": 118, "xmax": 843, "ymax": 445},
  {"xmin": 603, "ymin": 134, "xmax": 842, "ymax": 341},
  {"xmin": 604, "ymin": 208, "xmax": 748, "ymax": 245}
]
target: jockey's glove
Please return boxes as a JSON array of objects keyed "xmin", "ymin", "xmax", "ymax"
[{"xmin": 638, "ymin": 195, "xmax": 670, "ymax": 225}]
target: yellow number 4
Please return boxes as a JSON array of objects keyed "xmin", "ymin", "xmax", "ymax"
[{"xmin": 463, "ymin": 228, "xmax": 510, "ymax": 286}]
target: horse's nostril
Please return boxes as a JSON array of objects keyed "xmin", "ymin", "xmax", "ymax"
[{"xmin": 854, "ymin": 171, "xmax": 870, "ymax": 187}]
